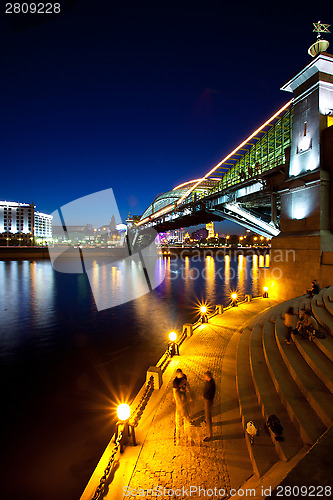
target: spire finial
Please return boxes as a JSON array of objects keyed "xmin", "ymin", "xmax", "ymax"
[
  {"xmin": 308, "ymin": 21, "xmax": 330, "ymax": 57},
  {"xmin": 313, "ymin": 21, "xmax": 330, "ymax": 40}
]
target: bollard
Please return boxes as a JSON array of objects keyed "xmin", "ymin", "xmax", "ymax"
[
  {"xmin": 245, "ymin": 294, "xmax": 252, "ymax": 302},
  {"xmin": 183, "ymin": 323, "xmax": 193, "ymax": 337},
  {"xmin": 215, "ymin": 304, "xmax": 224, "ymax": 314},
  {"xmin": 146, "ymin": 366, "xmax": 162, "ymax": 389}
]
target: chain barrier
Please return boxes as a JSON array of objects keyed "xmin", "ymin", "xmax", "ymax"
[
  {"xmin": 91, "ymin": 430, "xmax": 123, "ymax": 500},
  {"xmin": 129, "ymin": 375, "xmax": 154, "ymax": 427}
]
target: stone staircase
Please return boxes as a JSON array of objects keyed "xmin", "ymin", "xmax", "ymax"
[{"xmin": 236, "ymin": 288, "xmax": 333, "ymax": 478}]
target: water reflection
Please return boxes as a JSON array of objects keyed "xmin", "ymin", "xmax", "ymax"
[
  {"xmin": 204, "ymin": 256, "xmax": 216, "ymax": 304},
  {"xmin": 0, "ymin": 253, "xmax": 269, "ymax": 362}
]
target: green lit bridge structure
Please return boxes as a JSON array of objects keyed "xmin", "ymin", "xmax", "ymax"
[{"xmin": 136, "ymin": 100, "xmax": 294, "ymax": 238}]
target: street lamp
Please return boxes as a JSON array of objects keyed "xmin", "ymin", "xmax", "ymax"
[
  {"xmin": 114, "ymin": 404, "xmax": 136, "ymax": 452},
  {"xmin": 200, "ymin": 305, "xmax": 208, "ymax": 323},
  {"xmin": 263, "ymin": 286, "xmax": 269, "ymax": 298},
  {"xmin": 117, "ymin": 404, "xmax": 131, "ymax": 421},
  {"xmin": 168, "ymin": 331, "xmax": 179, "ymax": 356},
  {"xmin": 231, "ymin": 292, "xmax": 238, "ymax": 307}
]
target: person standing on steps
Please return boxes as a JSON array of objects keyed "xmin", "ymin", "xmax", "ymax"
[
  {"xmin": 283, "ymin": 306, "xmax": 297, "ymax": 344},
  {"xmin": 203, "ymin": 370, "xmax": 215, "ymax": 441}
]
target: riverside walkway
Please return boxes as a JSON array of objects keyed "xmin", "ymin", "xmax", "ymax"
[{"xmin": 82, "ymin": 298, "xmax": 281, "ymax": 500}]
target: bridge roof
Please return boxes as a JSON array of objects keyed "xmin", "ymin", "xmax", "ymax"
[{"xmin": 140, "ymin": 178, "xmax": 220, "ymax": 220}]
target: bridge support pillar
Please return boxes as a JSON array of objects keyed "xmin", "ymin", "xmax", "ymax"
[
  {"xmin": 269, "ymin": 53, "xmax": 333, "ymax": 300},
  {"xmin": 271, "ymin": 193, "xmax": 278, "ymax": 227}
]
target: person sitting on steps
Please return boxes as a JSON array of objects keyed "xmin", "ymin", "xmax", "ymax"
[
  {"xmin": 307, "ymin": 280, "xmax": 320, "ymax": 298},
  {"xmin": 302, "ymin": 311, "xmax": 319, "ymax": 341}
]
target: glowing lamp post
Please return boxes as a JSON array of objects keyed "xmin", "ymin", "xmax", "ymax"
[
  {"xmin": 114, "ymin": 404, "xmax": 136, "ymax": 452},
  {"xmin": 263, "ymin": 286, "xmax": 269, "ymax": 298},
  {"xmin": 117, "ymin": 404, "xmax": 131, "ymax": 421},
  {"xmin": 168, "ymin": 331, "xmax": 179, "ymax": 357},
  {"xmin": 200, "ymin": 305, "xmax": 208, "ymax": 323},
  {"xmin": 231, "ymin": 292, "xmax": 238, "ymax": 307}
]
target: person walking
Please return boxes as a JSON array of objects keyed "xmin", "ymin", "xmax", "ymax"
[
  {"xmin": 173, "ymin": 368, "xmax": 191, "ymax": 444},
  {"xmin": 283, "ymin": 306, "xmax": 297, "ymax": 344},
  {"xmin": 203, "ymin": 370, "xmax": 215, "ymax": 441}
]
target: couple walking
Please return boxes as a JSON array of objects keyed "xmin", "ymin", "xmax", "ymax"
[{"xmin": 173, "ymin": 368, "xmax": 215, "ymax": 444}]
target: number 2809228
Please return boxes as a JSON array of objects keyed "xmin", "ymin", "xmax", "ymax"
[{"xmin": 5, "ymin": 3, "xmax": 61, "ymax": 14}]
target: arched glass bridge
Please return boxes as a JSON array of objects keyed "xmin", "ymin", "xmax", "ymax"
[{"xmin": 136, "ymin": 99, "xmax": 293, "ymax": 238}]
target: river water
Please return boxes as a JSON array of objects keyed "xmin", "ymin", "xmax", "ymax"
[{"xmin": 0, "ymin": 253, "xmax": 269, "ymax": 500}]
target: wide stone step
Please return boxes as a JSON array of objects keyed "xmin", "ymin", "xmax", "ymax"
[
  {"xmin": 250, "ymin": 323, "xmax": 303, "ymax": 461},
  {"xmin": 326, "ymin": 286, "xmax": 333, "ymax": 302},
  {"xmin": 275, "ymin": 315, "xmax": 333, "ymax": 428},
  {"xmin": 313, "ymin": 336, "xmax": 333, "ymax": 363},
  {"xmin": 311, "ymin": 298, "xmax": 333, "ymax": 336},
  {"xmin": 298, "ymin": 296, "xmax": 312, "ymax": 314},
  {"xmin": 262, "ymin": 320, "xmax": 326, "ymax": 446},
  {"xmin": 236, "ymin": 325, "xmax": 279, "ymax": 477},
  {"xmin": 292, "ymin": 334, "xmax": 333, "ymax": 393},
  {"xmin": 323, "ymin": 287, "xmax": 333, "ymax": 318},
  {"xmin": 315, "ymin": 288, "xmax": 326, "ymax": 307}
]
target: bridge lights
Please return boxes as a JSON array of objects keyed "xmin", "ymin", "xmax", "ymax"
[
  {"xmin": 263, "ymin": 286, "xmax": 269, "ymax": 298},
  {"xmin": 168, "ymin": 331, "xmax": 179, "ymax": 357},
  {"xmin": 231, "ymin": 292, "xmax": 238, "ymax": 307}
]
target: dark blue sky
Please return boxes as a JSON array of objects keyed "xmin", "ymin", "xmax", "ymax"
[{"xmin": 0, "ymin": 1, "xmax": 329, "ymax": 230}]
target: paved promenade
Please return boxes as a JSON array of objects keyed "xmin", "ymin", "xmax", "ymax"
[{"xmin": 83, "ymin": 298, "xmax": 277, "ymax": 500}]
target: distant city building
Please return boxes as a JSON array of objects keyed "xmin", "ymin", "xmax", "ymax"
[
  {"xmin": 0, "ymin": 201, "xmax": 52, "ymax": 245},
  {"xmin": 0, "ymin": 201, "xmax": 34, "ymax": 235},
  {"xmin": 206, "ymin": 221, "xmax": 215, "ymax": 239},
  {"xmin": 126, "ymin": 213, "xmax": 134, "ymax": 228},
  {"xmin": 34, "ymin": 211, "xmax": 53, "ymax": 239},
  {"xmin": 172, "ymin": 229, "xmax": 185, "ymax": 243},
  {"xmin": 191, "ymin": 227, "xmax": 208, "ymax": 240}
]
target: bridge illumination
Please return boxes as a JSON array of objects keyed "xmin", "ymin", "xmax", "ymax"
[
  {"xmin": 176, "ymin": 99, "xmax": 294, "ymax": 205},
  {"xmin": 136, "ymin": 99, "xmax": 293, "ymax": 227}
]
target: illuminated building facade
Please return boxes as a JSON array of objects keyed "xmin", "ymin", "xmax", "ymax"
[
  {"xmin": 0, "ymin": 201, "xmax": 52, "ymax": 245},
  {"xmin": 206, "ymin": 221, "xmax": 215, "ymax": 239},
  {"xmin": 34, "ymin": 211, "xmax": 53, "ymax": 240}
]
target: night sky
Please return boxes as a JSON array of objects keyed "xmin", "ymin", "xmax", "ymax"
[{"xmin": 0, "ymin": 1, "xmax": 329, "ymax": 229}]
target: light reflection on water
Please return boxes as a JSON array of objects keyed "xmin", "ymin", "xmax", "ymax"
[{"xmin": 0, "ymin": 254, "xmax": 270, "ymax": 362}]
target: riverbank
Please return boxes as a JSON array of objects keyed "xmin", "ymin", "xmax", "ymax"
[
  {"xmin": 0, "ymin": 245, "xmax": 269, "ymax": 260},
  {"xmin": 0, "ymin": 246, "xmax": 126, "ymax": 260},
  {"xmin": 81, "ymin": 298, "xmax": 278, "ymax": 500}
]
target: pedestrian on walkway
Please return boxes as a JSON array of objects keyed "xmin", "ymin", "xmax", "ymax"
[
  {"xmin": 203, "ymin": 370, "xmax": 215, "ymax": 441},
  {"xmin": 173, "ymin": 368, "xmax": 192, "ymax": 444}
]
